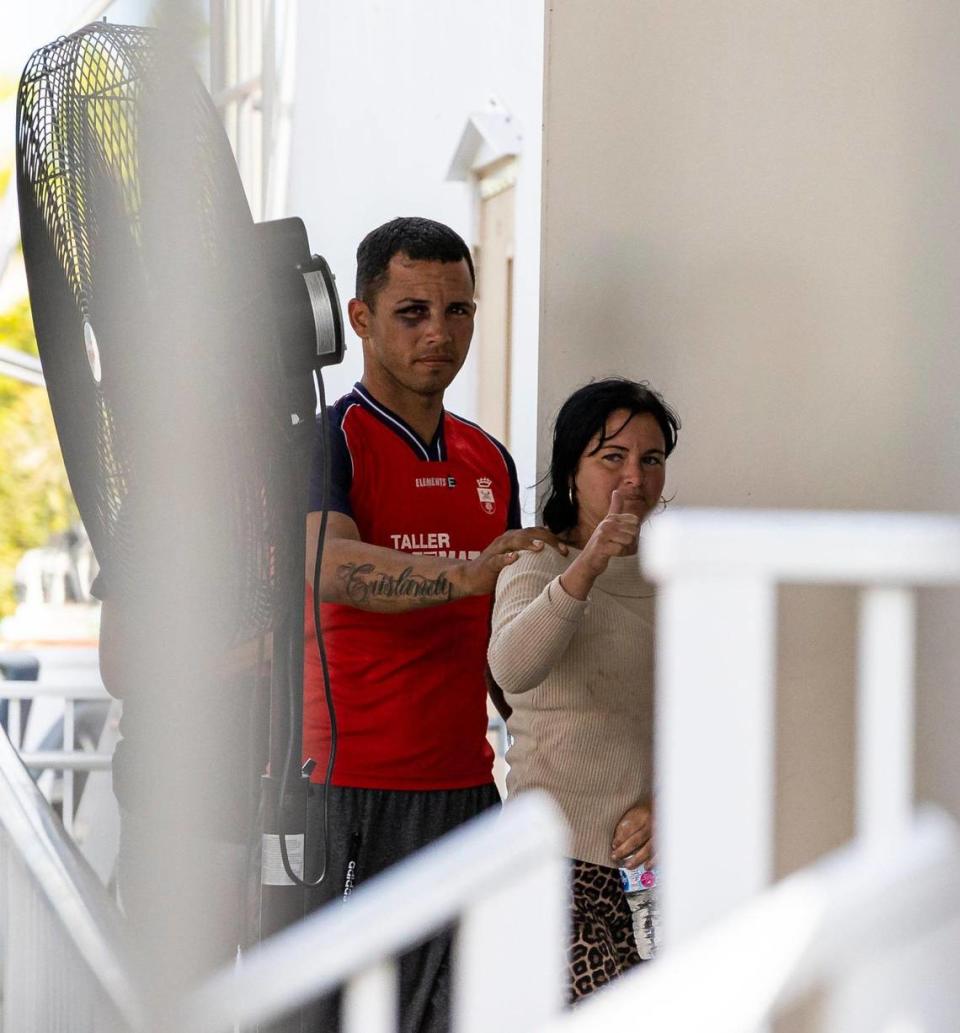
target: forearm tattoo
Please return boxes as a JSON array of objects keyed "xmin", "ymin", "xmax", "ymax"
[{"xmin": 337, "ymin": 563, "xmax": 454, "ymax": 605}]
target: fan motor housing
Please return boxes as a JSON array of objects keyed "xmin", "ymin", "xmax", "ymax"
[{"xmin": 255, "ymin": 217, "xmax": 344, "ymax": 374}]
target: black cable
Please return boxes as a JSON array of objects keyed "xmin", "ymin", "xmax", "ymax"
[{"xmin": 277, "ymin": 372, "xmax": 336, "ymax": 889}]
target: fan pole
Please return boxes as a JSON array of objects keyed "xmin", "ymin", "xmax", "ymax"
[
  {"xmin": 254, "ymin": 217, "xmax": 333, "ymax": 1033},
  {"xmin": 260, "ymin": 422, "xmax": 312, "ymax": 916},
  {"xmin": 257, "ymin": 397, "xmax": 314, "ymax": 1033}
]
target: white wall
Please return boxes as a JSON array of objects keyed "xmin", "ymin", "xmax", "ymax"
[
  {"xmin": 286, "ymin": 1, "xmax": 545, "ymax": 517},
  {"xmin": 540, "ymin": 2, "xmax": 960, "ymax": 872}
]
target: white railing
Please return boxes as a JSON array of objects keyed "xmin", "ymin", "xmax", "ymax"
[
  {"xmin": 1, "ymin": 678, "xmax": 120, "ymax": 890},
  {"xmin": 642, "ymin": 509, "xmax": 960, "ymax": 944},
  {"xmin": 0, "ymin": 725, "xmax": 141, "ymax": 1033},
  {"xmin": 167, "ymin": 508, "xmax": 960, "ymax": 1033},
  {"xmin": 551, "ymin": 804, "xmax": 960, "ymax": 1033},
  {"xmin": 2, "ymin": 682, "xmax": 114, "ymax": 830},
  {"xmin": 4, "ymin": 507, "xmax": 956, "ymax": 1032},
  {"xmin": 178, "ymin": 791, "xmax": 568, "ymax": 1033},
  {"xmin": 560, "ymin": 507, "xmax": 960, "ymax": 1033},
  {"xmin": 0, "ymin": 645, "xmax": 121, "ymax": 888}
]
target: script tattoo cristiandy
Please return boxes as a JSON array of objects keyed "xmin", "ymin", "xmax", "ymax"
[{"xmin": 337, "ymin": 563, "xmax": 454, "ymax": 605}]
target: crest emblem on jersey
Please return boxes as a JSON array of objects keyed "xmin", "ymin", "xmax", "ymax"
[{"xmin": 476, "ymin": 477, "xmax": 496, "ymax": 515}]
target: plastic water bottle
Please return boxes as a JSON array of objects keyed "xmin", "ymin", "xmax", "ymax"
[{"xmin": 619, "ymin": 863, "xmax": 659, "ymax": 960}]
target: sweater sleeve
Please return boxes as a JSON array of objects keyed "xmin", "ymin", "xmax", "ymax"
[{"xmin": 488, "ymin": 552, "xmax": 588, "ymax": 695}]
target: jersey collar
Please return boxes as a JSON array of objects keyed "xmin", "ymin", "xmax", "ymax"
[{"xmin": 352, "ymin": 383, "xmax": 447, "ymax": 461}]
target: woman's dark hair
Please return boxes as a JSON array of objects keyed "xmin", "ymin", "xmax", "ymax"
[
  {"xmin": 356, "ymin": 217, "xmax": 475, "ymax": 305},
  {"xmin": 541, "ymin": 378, "xmax": 681, "ymax": 535}
]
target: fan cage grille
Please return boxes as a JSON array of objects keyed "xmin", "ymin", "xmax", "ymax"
[{"xmin": 16, "ymin": 23, "xmax": 288, "ymax": 647}]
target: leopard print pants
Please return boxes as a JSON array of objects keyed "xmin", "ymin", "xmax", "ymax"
[{"xmin": 568, "ymin": 858, "xmax": 643, "ymax": 1003}]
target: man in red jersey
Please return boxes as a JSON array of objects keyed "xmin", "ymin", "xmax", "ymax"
[{"xmin": 302, "ymin": 218, "xmax": 563, "ymax": 1032}]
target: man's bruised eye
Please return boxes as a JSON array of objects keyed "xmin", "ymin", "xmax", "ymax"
[{"xmin": 396, "ymin": 305, "xmax": 428, "ymax": 322}]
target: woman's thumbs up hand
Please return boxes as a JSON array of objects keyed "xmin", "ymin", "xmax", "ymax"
[{"xmin": 558, "ymin": 488, "xmax": 641, "ymax": 600}]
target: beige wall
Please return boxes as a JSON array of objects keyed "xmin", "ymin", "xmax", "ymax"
[{"xmin": 540, "ymin": 1, "xmax": 960, "ymax": 874}]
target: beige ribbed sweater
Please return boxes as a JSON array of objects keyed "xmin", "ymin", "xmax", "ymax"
[{"xmin": 488, "ymin": 544, "xmax": 655, "ymax": 867}]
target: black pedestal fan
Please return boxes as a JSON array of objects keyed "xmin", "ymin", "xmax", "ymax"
[{"xmin": 16, "ymin": 19, "xmax": 342, "ymax": 1026}]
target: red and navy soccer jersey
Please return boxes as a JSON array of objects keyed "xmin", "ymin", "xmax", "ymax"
[{"xmin": 303, "ymin": 383, "xmax": 521, "ymax": 790}]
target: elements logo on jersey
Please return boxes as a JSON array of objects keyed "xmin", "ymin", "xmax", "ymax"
[
  {"xmin": 414, "ymin": 475, "xmax": 457, "ymax": 489},
  {"xmin": 476, "ymin": 476, "xmax": 496, "ymax": 515}
]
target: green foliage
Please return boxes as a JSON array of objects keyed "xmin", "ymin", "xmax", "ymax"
[
  {"xmin": 0, "ymin": 298, "xmax": 37, "ymax": 355},
  {"xmin": 1, "ymin": 77, "xmax": 13, "ymax": 202},
  {"xmin": 0, "ymin": 299, "xmax": 78, "ymax": 619}
]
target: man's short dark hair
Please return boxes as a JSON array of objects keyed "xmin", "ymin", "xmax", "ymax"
[{"xmin": 355, "ymin": 217, "xmax": 475, "ymax": 305}]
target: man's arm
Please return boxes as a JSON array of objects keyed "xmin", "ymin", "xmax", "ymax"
[
  {"xmin": 306, "ymin": 511, "xmax": 565, "ymax": 613},
  {"xmin": 485, "ymin": 667, "xmax": 512, "ymax": 722}
]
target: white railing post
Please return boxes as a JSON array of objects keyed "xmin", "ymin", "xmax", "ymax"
[
  {"xmin": 454, "ymin": 850, "xmax": 568, "ymax": 1033},
  {"xmin": 818, "ymin": 587, "xmax": 920, "ymax": 1033},
  {"xmin": 9, "ymin": 697, "xmax": 22, "ymax": 750},
  {"xmin": 342, "ymin": 959, "xmax": 398, "ymax": 1033},
  {"xmin": 857, "ymin": 586, "xmax": 915, "ymax": 849},
  {"xmin": 655, "ymin": 574, "xmax": 777, "ymax": 945},
  {"xmin": 63, "ymin": 696, "xmax": 76, "ymax": 835}
]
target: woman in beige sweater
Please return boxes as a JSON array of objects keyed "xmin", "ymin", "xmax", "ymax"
[{"xmin": 488, "ymin": 378, "xmax": 680, "ymax": 1003}]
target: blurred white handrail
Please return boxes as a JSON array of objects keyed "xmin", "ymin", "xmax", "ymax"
[
  {"xmin": 643, "ymin": 508, "xmax": 960, "ymax": 584},
  {"xmin": 178, "ymin": 792, "xmax": 568, "ymax": 1033},
  {"xmin": 548, "ymin": 806, "xmax": 960, "ymax": 1033},
  {"xmin": 0, "ymin": 344, "xmax": 44, "ymax": 387},
  {"xmin": 0, "ymin": 681, "xmax": 109, "ymax": 699},
  {"xmin": 19, "ymin": 749, "xmax": 111, "ymax": 771}
]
